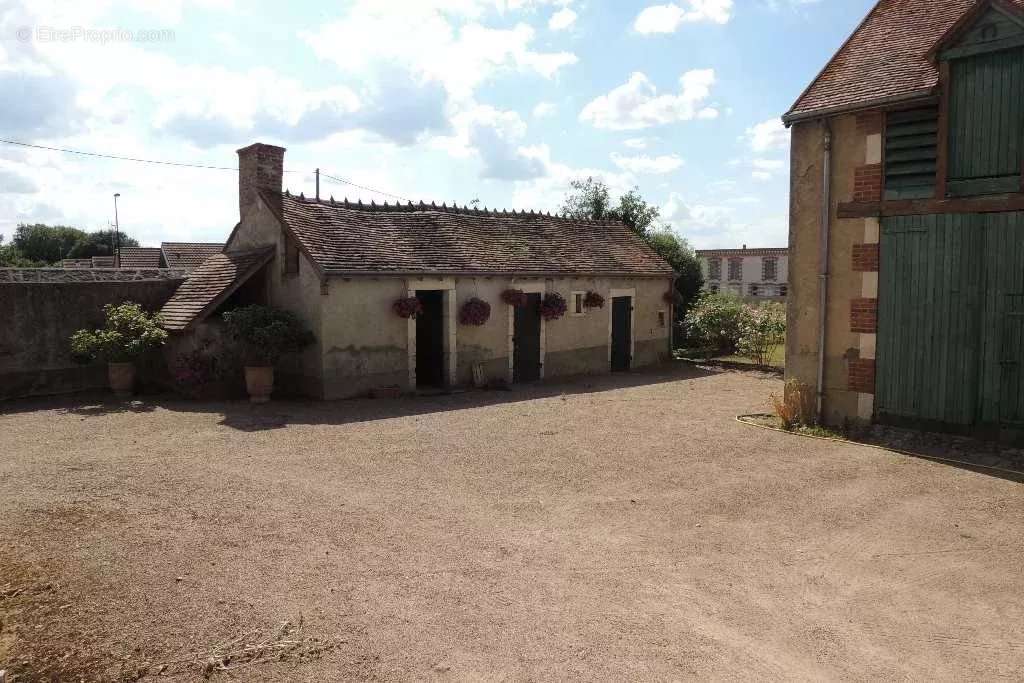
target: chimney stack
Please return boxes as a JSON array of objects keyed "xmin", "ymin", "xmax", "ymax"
[{"xmin": 237, "ymin": 142, "xmax": 285, "ymax": 221}]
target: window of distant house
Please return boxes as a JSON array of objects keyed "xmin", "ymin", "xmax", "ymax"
[
  {"xmin": 708, "ymin": 258, "xmax": 722, "ymax": 280},
  {"xmin": 749, "ymin": 284, "xmax": 760, "ymax": 298},
  {"xmin": 571, "ymin": 291, "xmax": 585, "ymax": 316},
  {"xmin": 657, "ymin": 310, "xmax": 666, "ymax": 328},
  {"xmin": 284, "ymin": 233, "xmax": 299, "ymax": 275},
  {"xmin": 728, "ymin": 258, "xmax": 743, "ymax": 281},
  {"xmin": 709, "ymin": 283, "xmax": 720, "ymax": 294},
  {"xmin": 762, "ymin": 257, "xmax": 778, "ymax": 282},
  {"xmin": 779, "ymin": 285, "xmax": 788, "ymax": 298}
]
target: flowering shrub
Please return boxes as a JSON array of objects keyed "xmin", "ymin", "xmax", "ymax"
[
  {"xmin": 501, "ymin": 288, "xmax": 528, "ymax": 307},
  {"xmin": 222, "ymin": 304, "xmax": 315, "ymax": 366},
  {"xmin": 683, "ymin": 293, "xmax": 747, "ymax": 358},
  {"xmin": 583, "ymin": 291, "xmax": 605, "ymax": 309},
  {"xmin": 392, "ymin": 296, "xmax": 423, "ymax": 319},
  {"xmin": 69, "ymin": 301, "xmax": 167, "ymax": 363},
  {"xmin": 459, "ymin": 297, "xmax": 491, "ymax": 326},
  {"xmin": 738, "ymin": 301, "xmax": 786, "ymax": 367},
  {"xmin": 172, "ymin": 344, "xmax": 227, "ymax": 398},
  {"xmin": 539, "ymin": 292, "xmax": 568, "ymax": 321}
]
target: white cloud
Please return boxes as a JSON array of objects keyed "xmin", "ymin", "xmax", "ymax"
[
  {"xmin": 743, "ymin": 117, "xmax": 789, "ymax": 153},
  {"xmin": 302, "ymin": 3, "xmax": 577, "ymax": 102},
  {"xmin": 579, "ymin": 70, "xmax": 718, "ymax": 130},
  {"xmin": 532, "ymin": 101, "xmax": 557, "ymax": 118},
  {"xmin": 548, "ymin": 7, "xmax": 577, "ymax": 30},
  {"xmin": 660, "ymin": 191, "xmax": 787, "ymax": 249},
  {"xmin": 622, "ymin": 137, "xmax": 649, "ymax": 150},
  {"xmin": 610, "ymin": 152, "xmax": 683, "ymax": 174},
  {"xmin": 633, "ymin": 1, "xmax": 733, "ymax": 34}
]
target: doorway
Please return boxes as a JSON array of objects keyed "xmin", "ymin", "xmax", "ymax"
[
  {"xmin": 610, "ymin": 295, "xmax": 632, "ymax": 372},
  {"xmin": 416, "ymin": 290, "xmax": 445, "ymax": 388},
  {"xmin": 513, "ymin": 293, "xmax": 542, "ymax": 383}
]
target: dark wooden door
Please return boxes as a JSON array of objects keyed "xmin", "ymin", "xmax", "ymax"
[
  {"xmin": 611, "ymin": 296, "xmax": 632, "ymax": 372},
  {"xmin": 513, "ymin": 293, "xmax": 541, "ymax": 383},
  {"xmin": 416, "ymin": 290, "xmax": 444, "ymax": 388}
]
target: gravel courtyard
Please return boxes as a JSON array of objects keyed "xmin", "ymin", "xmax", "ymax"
[{"xmin": 1, "ymin": 365, "xmax": 1022, "ymax": 681}]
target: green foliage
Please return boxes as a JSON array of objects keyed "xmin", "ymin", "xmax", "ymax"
[
  {"xmin": 559, "ymin": 178, "xmax": 704, "ymax": 320},
  {"xmin": 13, "ymin": 223, "xmax": 87, "ymax": 264},
  {"xmin": 737, "ymin": 301, "xmax": 786, "ymax": 367},
  {"xmin": 0, "ymin": 233, "xmax": 46, "ymax": 267},
  {"xmin": 67, "ymin": 229, "xmax": 140, "ymax": 259},
  {"xmin": 222, "ymin": 304, "xmax": 315, "ymax": 366},
  {"xmin": 683, "ymin": 293, "xmax": 748, "ymax": 358},
  {"xmin": 69, "ymin": 302, "xmax": 168, "ymax": 363}
]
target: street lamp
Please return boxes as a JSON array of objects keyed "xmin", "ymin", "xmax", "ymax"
[{"xmin": 113, "ymin": 193, "xmax": 121, "ymax": 266}]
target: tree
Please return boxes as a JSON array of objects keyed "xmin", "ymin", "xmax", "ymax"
[
  {"xmin": 66, "ymin": 229, "xmax": 139, "ymax": 259},
  {"xmin": 12, "ymin": 223, "xmax": 87, "ymax": 263},
  {"xmin": 559, "ymin": 178, "xmax": 704, "ymax": 320}
]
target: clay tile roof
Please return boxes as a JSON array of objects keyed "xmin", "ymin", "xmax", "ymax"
[
  {"xmin": 696, "ymin": 248, "xmax": 789, "ymax": 258},
  {"xmin": 117, "ymin": 247, "xmax": 162, "ymax": 269},
  {"xmin": 264, "ymin": 191, "xmax": 675, "ymax": 277},
  {"xmin": 784, "ymin": 0, "xmax": 1024, "ymax": 123},
  {"xmin": 160, "ymin": 242, "xmax": 225, "ymax": 271},
  {"xmin": 0, "ymin": 268, "xmax": 185, "ymax": 283},
  {"xmin": 159, "ymin": 246, "xmax": 274, "ymax": 331}
]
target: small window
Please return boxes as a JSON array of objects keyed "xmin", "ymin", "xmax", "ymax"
[
  {"xmin": 284, "ymin": 234, "xmax": 299, "ymax": 275},
  {"xmin": 779, "ymin": 284, "xmax": 788, "ymax": 298},
  {"xmin": 749, "ymin": 283, "xmax": 760, "ymax": 298},
  {"xmin": 708, "ymin": 258, "xmax": 721, "ymax": 280},
  {"xmin": 728, "ymin": 258, "xmax": 743, "ymax": 281},
  {"xmin": 762, "ymin": 257, "xmax": 778, "ymax": 282},
  {"xmin": 571, "ymin": 291, "xmax": 585, "ymax": 316},
  {"xmin": 709, "ymin": 283, "xmax": 720, "ymax": 294},
  {"xmin": 657, "ymin": 310, "xmax": 666, "ymax": 328}
]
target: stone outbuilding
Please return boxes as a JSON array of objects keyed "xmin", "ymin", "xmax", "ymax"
[{"xmin": 159, "ymin": 143, "xmax": 676, "ymax": 399}]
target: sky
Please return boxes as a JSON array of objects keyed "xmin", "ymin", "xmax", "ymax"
[{"xmin": 0, "ymin": 0, "xmax": 877, "ymax": 250}]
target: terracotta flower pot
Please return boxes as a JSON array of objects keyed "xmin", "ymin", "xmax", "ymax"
[
  {"xmin": 108, "ymin": 362, "xmax": 136, "ymax": 397},
  {"xmin": 245, "ymin": 366, "xmax": 274, "ymax": 403}
]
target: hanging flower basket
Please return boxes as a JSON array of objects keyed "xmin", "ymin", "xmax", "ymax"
[
  {"xmin": 393, "ymin": 296, "xmax": 423, "ymax": 319},
  {"xmin": 540, "ymin": 292, "xmax": 568, "ymax": 321},
  {"xmin": 501, "ymin": 288, "xmax": 528, "ymax": 307},
  {"xmin": 583, "ymin": 291, "xmax": 605, "ymax": 309},
  {"xmin": 459, "ymin": 297, "xmax": 491, "ymax": 326}
]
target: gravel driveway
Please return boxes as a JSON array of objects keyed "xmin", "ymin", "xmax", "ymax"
[{"xmin": 1, "ymin": 365, "xmax": 1022, "ymax": 681}]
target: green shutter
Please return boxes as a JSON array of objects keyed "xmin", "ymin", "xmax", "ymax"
[
  {"xmin": 884, "ymin": 108, "xmax": 938, "ymax": 200},
  {"xmin": 947, "ymin": 47, "xmax": 1024, "ymax": 196}
]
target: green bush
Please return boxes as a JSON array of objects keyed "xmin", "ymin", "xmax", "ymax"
[
  {"xmin": 222, "ymin": 304, "xmax": 315, "ymax": 366},
  {"xmin": 683, "ymin": 293, "xmax": 748, "ymax": 358},
  {"xmin": 738, "ymin": 301, "xmax": 786, "ymax": 367},
  {"xmin": 69, "ymin": 302, "xmax": 168, "ymax": 363}
]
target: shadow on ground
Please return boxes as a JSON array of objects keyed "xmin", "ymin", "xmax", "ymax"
[{"xmin": 0, "ymin": 361, "xmax": 738, "ymax": 432}]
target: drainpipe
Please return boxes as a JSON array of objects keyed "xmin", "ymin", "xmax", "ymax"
[{"xmin": 815, "ymin": 119, "xmax": 833, "ymax": 423}]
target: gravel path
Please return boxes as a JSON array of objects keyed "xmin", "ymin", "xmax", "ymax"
[{"xmin": 1, "ymin": 365, "xmax": 1022, "ymax": 681}]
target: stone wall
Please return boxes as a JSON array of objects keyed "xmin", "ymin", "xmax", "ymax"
[{"xmin": 0, "ymin": 270, "xmax": 184, "ymax": 400}]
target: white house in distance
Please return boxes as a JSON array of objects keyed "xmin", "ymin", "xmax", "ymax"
[{"xmin": 696, "ymin": 246, "xmax": 789, "ymax": 301}]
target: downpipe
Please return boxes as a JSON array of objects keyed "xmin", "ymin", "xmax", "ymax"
[{"xmin": 815, "ymin": 119, "xmax": 833, "ymax": 423}]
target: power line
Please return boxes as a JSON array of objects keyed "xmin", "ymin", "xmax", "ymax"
[
  {"xmin": 319, "ymin": 171, "xmax": 412, "ymax": 203},
  {"xmin": 0, "ymin": 137, "xmax": 416, "ymax": 202},
  {"xmin": 0, "ymin": 138, "xmax": 239, "ymax": 171}
]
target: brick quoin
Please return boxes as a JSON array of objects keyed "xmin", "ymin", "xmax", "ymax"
[
  {"xmin": 853, "ymin": 164, "xmax": 882, "ymax": 202},
  {"xmin": 852, "ymin": 243, "xmax": 880, "ymax": 272},
  {"xmin": 856, "ymin": 111, "xmax": 883, "ymax": 136},
  {"xmin": 850, "ymin": 297, "xmax": 878, "ymax": 333},
  {"xmin": 849, "ymin": 358, "xmax": 876, "ymax": 394}
]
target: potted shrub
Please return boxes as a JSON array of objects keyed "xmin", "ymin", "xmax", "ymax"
[
  {"xmin": 222, "ymin": 304, "xmax": 315, "ymax": 403},
  {"xmin": 69, "ymin": 302, "xmax": 168, "ymax": 397}
]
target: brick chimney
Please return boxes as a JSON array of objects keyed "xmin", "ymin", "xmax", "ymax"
[{"xmin": 237, "ymin": 142, "xmax": 285, "ymax": 220}]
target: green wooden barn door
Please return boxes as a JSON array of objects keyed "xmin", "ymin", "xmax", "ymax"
[
  {"xmin": 947, "ymin": 47, "xmax": 1024, "ymax": 196},
  {"xmin": 877, "ymin": 214, "xmax": 984, "ymax": 426},
  {"xmin": 981, "ymin": 212, "xmax": 1024, "ymax": 427}
]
